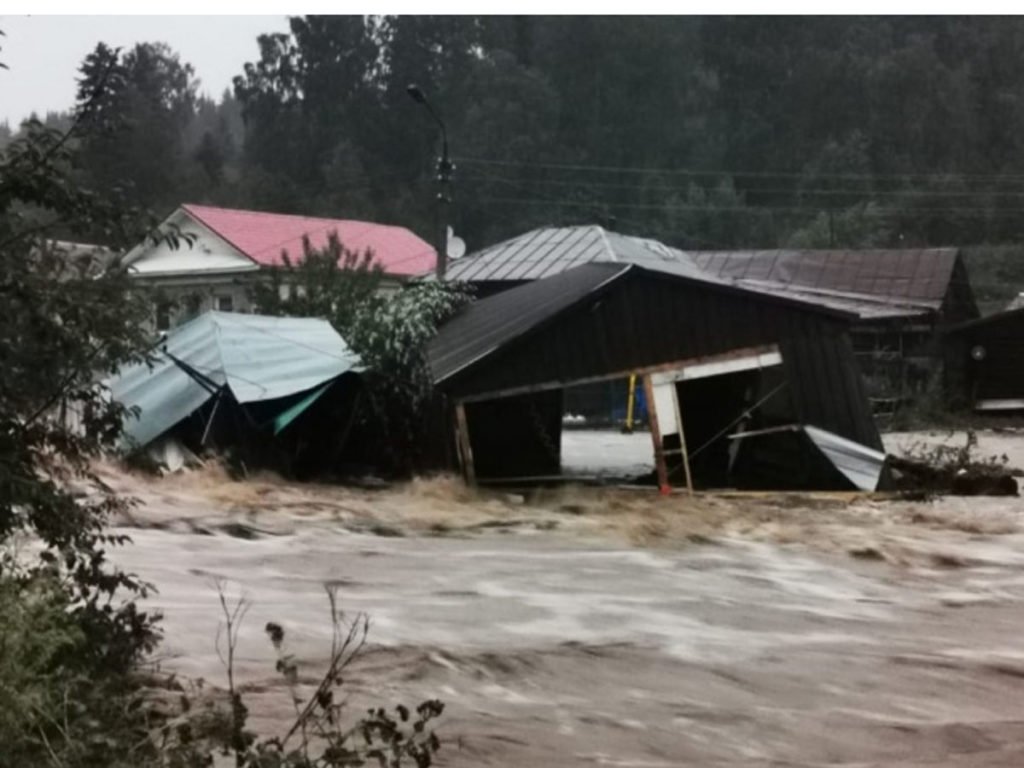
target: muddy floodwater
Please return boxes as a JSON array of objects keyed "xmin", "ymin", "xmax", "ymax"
[{"xmin": 105, "ymin": 430, "xmax": 1024, "ymax": 767}]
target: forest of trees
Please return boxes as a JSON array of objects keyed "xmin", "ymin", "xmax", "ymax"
[{"xmin": 13, "ymin": 16, "xmax": 1024, "ymax": 259}]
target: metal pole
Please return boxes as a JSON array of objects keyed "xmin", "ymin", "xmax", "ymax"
[
  {"xmin": 435, "ymin": 135, "xmax": 453, "ymax": 280},
  {"xmin": 623, "ymin": 374, "xmax": 636, "ymax": 434},
  {"xmin": 406, "ymin": 85, "xmax": 454, "ymax": 280}
]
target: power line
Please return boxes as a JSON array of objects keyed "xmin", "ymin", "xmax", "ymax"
[
  {"xmin": 471, "ymin": 195, "xmax": 1024, "ymax": 217},
  {"xmin": 455, "ymin": 156, "xmax": 1024, "ymax": 183},
  {"xmin": 460, "ymin": 171, "xmax": 1024, "ymax": 198}
]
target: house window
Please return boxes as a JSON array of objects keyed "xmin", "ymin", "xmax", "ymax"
[
  {"xmin": 155, "ymin": 302, "xmax": 172, "ymax": 331},
  {"xmin": 216, "ymin": 295, "xmax": 234, "ymax": 312}
]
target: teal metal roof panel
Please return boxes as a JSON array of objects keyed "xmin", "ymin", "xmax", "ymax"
[{"xmin": 107, "ymin": 311, "xmax": 362, "ymax": 448}]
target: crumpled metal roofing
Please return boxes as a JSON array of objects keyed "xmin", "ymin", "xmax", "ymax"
[{"xmin": 107, "ymin": 311, "xmax": 363, "ymax": 448}]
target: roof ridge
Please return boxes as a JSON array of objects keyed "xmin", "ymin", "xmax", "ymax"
[
  {"xmin": 182, "ymin": 203, "xmax": 404, "ymax": 231},
  {"xmin": 594, "ymin": 225, "xmax": 617, "ymax": 262}
]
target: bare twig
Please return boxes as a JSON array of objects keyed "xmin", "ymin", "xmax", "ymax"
[
  {"xmin": 213, "ymin": 577, "xmax": 251, "ymax": 766},
  {"xmin": 280, "ymin": 585, "xmax": 369, "ymax": 749}
]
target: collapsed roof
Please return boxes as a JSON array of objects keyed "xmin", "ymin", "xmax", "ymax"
[
  {"xmin": 107, "ymin": 311, "xmax": 363, "ymax": 448},
  {"xmin": 428, "ymin": 260, "xmax": 886, "ymax": 491}
]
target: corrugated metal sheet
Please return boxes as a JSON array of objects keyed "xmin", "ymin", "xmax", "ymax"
[
  {"xmin": 107, "ymin": 311, "xmax": 363, "ymax": 447},
  {"xmin": 727, "ymin": 424, "xmax": 886, "ymax": 490},
  {"xmin": 441, "ymin": 225, "xmax": 704, "ymax": 283},
  {"xmin": 804, "ymin": 425, "xmax": 886, "ymax": 491}
]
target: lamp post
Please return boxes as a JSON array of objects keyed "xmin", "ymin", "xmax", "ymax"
[{"xmin": 406, "ymin": 83, "xmax": 454, "ymax": 280}]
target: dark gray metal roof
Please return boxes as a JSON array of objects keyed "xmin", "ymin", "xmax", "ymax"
[
  {"xmin": 733, "ymin": 279, "xmax": 930, "ymax": 320},
  {"xmin": 429, "ymin": 262, "xmax": 629, "ymax": 384},
  {"xmin": 688, "ymin": 248, "xmax": 959, "ymax": 308},
  {"xmin": 439, "ymin": 227, "xmax": 961, "ymax": 320}
]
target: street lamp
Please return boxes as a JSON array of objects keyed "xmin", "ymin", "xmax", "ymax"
[{"xmin": 407, "ymin": 83, "xmax": 454, "ymax": 279}]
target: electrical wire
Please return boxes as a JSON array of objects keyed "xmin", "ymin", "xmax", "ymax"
[
  {"xmin": 455, "ymin": 155, "xmax": 1024, "ymax": 183},
  {"xmin": 468, "ymin": 195, "xmax": 1024, "ymax": 217},
  {"xmin": 459, "ymin": 171, "xmax": 1024, "ymax": 199}
]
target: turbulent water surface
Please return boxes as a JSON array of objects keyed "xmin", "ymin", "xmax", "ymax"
[{"xmin": 107, "ymin": 430, "xmax": 1024, "ymax": 767}]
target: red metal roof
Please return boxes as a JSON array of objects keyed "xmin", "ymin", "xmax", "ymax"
[{"xmin": 182, "ymin": 204, "xmax": 436, "ymax": 276}]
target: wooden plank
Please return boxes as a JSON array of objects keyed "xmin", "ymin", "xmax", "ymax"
[
  {"xmin": 670, "ymin": 382, "xmax": 695, "ymax": 495},
  {"xmin": 642, "ymin": 374, "xmax": 669, "ymax": 492},
  {"xmin": 650, "ymin": 348, "xmax": 781, "ymax": 385},
  {"xmin": 454, "ymin": 402, "xmax": 477, "ymax": 486},
  {"xmin": 456, "ymin": 344, "xmax": 781, "ymax": 404}
]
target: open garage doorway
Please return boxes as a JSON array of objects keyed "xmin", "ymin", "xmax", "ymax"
[
  {"xmin": 560, "ymin": 377, "xmax": 655, "ymax": 481},
  {"xmin": 671, "ymin": 351, "xmax": 791, "ymax": 489}
]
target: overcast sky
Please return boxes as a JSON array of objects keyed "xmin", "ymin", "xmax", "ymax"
[{"xmin": 0, "ymin": 15, "xmax": 292, "ymax": 126}]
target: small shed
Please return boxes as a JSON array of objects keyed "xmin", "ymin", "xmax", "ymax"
[
  {"xmin": 428, "ymin": 261, "xmax": 886, "ymax": 491},
  {"xmin": 944, "ymin": 307, "xmax": 1024, "ymax": 412}
]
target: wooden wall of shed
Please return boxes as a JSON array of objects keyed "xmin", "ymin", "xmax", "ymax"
[
  {"xmin": 779, "ymin": 332, "xmax": 884, "ymax": 449},
  {"xmin": 464, "ymin": 390, "xmax": 564, "ymax": 480},
  {"xmin": 443, "ymin": 271, "xmax": 881, "ymax": 450},
  {"xmin": 416, "ymin": 391, "xmax": 459, "ymax": 473},
  {"xmin": 945, "ymin": 310, "xmax": 1024, "ymax": 404}
]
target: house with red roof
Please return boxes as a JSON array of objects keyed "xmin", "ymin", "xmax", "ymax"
[{"xmin": 124, "ymin": 204, "xmax": 436, "ymax": 329}]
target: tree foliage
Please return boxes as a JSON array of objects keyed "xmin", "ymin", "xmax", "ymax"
[
  {"xmin": 75, "ymin": 42, "xmax": 198, "ymax": 212},
  {"xmin": 32, "ymin": 18, "xmax": 1024, "ymax": 262},
  {"xmin": 0, "ymin": 62, "xmax": 174, "ymax": 766},
  {"xmin": 0, "ymin": 102, "xmax": 442, "ymax": 768},
  {"xmin": 250, "ymin": 235, "xmax": 470, "ymax": 474}
]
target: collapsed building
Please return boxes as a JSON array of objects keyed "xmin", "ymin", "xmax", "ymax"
[
  {"xmin": 438, "ymin": 226, "xmax": 979, "ymax": 410},
  {"xmin": 106, "ymin": 311, "xmax": 364, "ymax": 477},
  {"xmin": 427, "ymin": 261, "xmax": 888, "ymax": 492}
]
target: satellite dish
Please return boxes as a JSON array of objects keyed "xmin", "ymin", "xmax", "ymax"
[{"xmin": 446, "ymin": 226, "xmax": 466, "ymax": 260}]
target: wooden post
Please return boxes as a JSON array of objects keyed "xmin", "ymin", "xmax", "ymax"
[
  {"xmin": 670, "ymin": 383, "xmax": 695, "ymax": 495},
  {"xmin": 641, "ymin": 374, "xmax": 669, "ymax": 492},
  {"xmin": 454, "ymin": 402, "xmax": 476, "ymax": 486}
]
